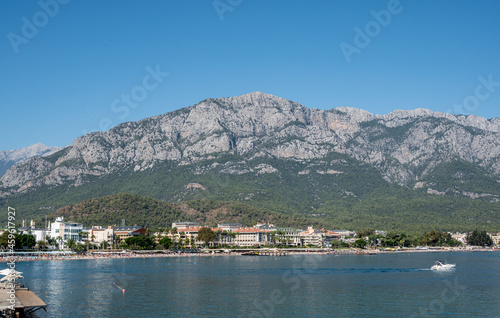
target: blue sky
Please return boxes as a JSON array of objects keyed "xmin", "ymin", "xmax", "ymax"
[{"xmin": 1, "ymin": 0, "xmax": 500, "ymax": 150}]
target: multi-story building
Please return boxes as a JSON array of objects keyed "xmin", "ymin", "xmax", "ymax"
[
  {"xmin": 160, "ymin": 222, "xmax": 346, "ymax": 248},
  {"xmin": 170, "ymin": 226, "xmax": 202, "ymax": 246},
  {"xmin": 321, "ymin": 230, "xmax": 341, "ymax": 247},
  {"xmin": 166, "ymin": 225, "xmax": 271, "ymax": 247},
  {"xmin": 451, "ymin": 232, "xmax": 468, "ymax": 244},
  {"xmin": 50, "ymin": 217, "xmax": 83, "ymax": 248},
  {"xmin": 299, "ymin": 227, "xmax": 341, "ymax": 247},
  {"xmin": 16, "ymin": 226, "xmax": 32, "ymax": 235},
  {"xmin": 172, "ymin": 222, "xmax": 199, "ymax": 230},
  {"xmin": 114, "ymin": 226, "xmax": 146, "ymax": 243},
  {"xmin": 31, "ymin": 228, "xmax": 48, "ymax": 243},
  {"xmin": 301, "ymin": 227, "xmax": 324, "ymax": 247},
  {"xmin": 217, "ymin": 223, "xmax": 242, "ymax": 231},
  {"xmin": 490, "ymin": 233, "xmax": 500, "ymax": 246},
  {"xmin": 232, "ymin": 228, "xmax": 270, "ymax": 246},
  {"xmin": 89, "ymin": 226, "xmax": 115, "ymax": 248},
  {"xmin": 273, "ymin": 228, "xmax": 303, "ymax": 246},
  {"xmin": 335, "ymin": 230, "xmax": 356, "ymax": 240}
]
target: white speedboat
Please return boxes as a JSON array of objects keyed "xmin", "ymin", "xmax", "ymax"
[{"xmin": 431, "ymin": 261, "xmax": 456, "ymax": 271}]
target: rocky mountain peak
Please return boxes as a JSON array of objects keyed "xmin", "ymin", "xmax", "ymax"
[
  {"xmin": 212, "ymin": 92, "xmax": 304, "ymax": 112},
  {"xmin": 1, "ymin": 93, "xmax": 499, "ymax": 199},
  {"xmin": 0, "ymin": 143, "xmax": 62, "ymax": 176},
  {"xmin": 332, "ymin": 106, "xmax": 375, "ymax": 123}
]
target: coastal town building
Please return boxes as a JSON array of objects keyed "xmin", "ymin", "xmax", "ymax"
[
  {"xmin": 31, "ymin": 228, "xmax": 48, "ymax": 243},
  {"xmin": 232, "ymin": 227, "xmax": 270, "ymax": 246},
  {"xmin": 335, "ymin": 230, "xmax": 356, "ymax": 240},
  {"xmin": 297, "ymin": 227, "xmax": 341, "ymax": 247},
  {"xmin": 172, "ymin": 222, "xmax": 199, "ymax": 229},
  {"xmin": 254, "ymin": 223, "xmax": 275, "ymax": 229},
  {"xmin": 164, "ymin": 223, "xmax": 344, "ymax": 247},
  {"xmin": 451, "ymin": 232, "xmax": 468, "ymax": 244},
  {"xmin": 49, "ymin": 217, "xmax": 83, "ymax": 248},
  {"xmin": 12, "ymin": 217, "xmax": 498, "ymax": 250},
  {"xmin": 170, "ymin": 226, "xmax": 202, "ymax": 246},
  {"xmin": 217, "ymin": 223, "xmax": 242, "ymax": 231},
  {"xmin": 274, "ymin": 228, "xmax": 303, "ymax": 246},
  {"xmin": 301, "ymin": 227, "xmax": 324, "ymax": 247},
  {"xmin": 88, "ymin": 226, "xmax": 115, "ymax": 247},
  {"xmin": 114, "ymin": 226, "xmax": 146, "ymax": 242},
  {"xmin": 17, "ymin": 226, "xmax": 32, "ymax": 235},
  {"xmin": 490, "ymin": 233, "xmax": 500, "ymax": 245}
]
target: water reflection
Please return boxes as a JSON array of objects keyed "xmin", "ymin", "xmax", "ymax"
[{"xmin": 12, "ymin": 251, "xmax": 500, "ymax": 317}]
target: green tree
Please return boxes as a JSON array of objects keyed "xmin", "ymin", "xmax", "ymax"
[
  {"xmin": 357, "ymin": 229, "xmax": 375, "ymax": 238},
  {"xmin": 66, "ymin": 238, "xmax": 76, "ymax": 250},
  {"xmin": 159, "ymin": 237, "xmax": 172, "ymax": 249},
  {"xmin": 421, "ymin": 231, "xmax": 441, "ymax": 246},
  {"xmin": 37, "ymin": 240, "xmax": 47, "ymax": 249},
  {"xmin": 0, "ymin": 231, "xmax": 11, "ymax": 248},
  {"xmin": 270, "ymin": 231, "xmax": 278, "ymax": 246},
  {"xmin": 75, "ymin": 243, "xmax": 86, "ymax": 253},
  {"xmin": 15, "ymin": 234, "xmax": 36, "ymax": 249},
  {"xmin": 367, "ymin": 234, "xmax": 378, "ymax": 247},
  {"xmin": 47, "ymin": 237, "xmax": 57, "ymax": 248},
  {"xmin": 197, "ymin": 227, "xmax": 216, "ymax": 247},
  {"xmin": 466, "ymin": 229, "xmax": 493, "ymax": 246},
  {"xmin": 354, "ymin": 239, "xmax": 367, "ymax": 249},
  {"xmin": 442, "ymin": 233, "xmax": 461, "ymax": 247},
  {"xmin": 125, "ymin": 235, "xmax": 155, "ymax": 250}
]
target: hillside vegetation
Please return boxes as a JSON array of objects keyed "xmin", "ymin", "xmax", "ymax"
[
  {"xmin": 2, "ymin": 93, "xmax": 499, "ymax": 233},
  {"xmin": 3, "ymin": 153, "xmax": 500, "ymax": 233},
  {"xmin": 49, "ymin": 193, "xmax": 332, "ymax": 230},
  {"xmin": 41, "ymin": 192, "xmax": 500, "ymax": 234}
]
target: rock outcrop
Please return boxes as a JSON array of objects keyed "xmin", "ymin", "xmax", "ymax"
[
  {"xmin": 0, "ymin": 143, "xmax": 62, "ymax": 177},
  {"xmin": 1, "ymin": 92, "xmax": 499, "ymax": 197}
]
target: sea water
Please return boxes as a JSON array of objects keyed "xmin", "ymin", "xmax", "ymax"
[{"xmin": 15, "ymin": 251, "xmax": 500, "ymax": 317}]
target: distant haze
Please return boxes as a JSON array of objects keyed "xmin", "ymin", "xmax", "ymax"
[{"xmin": 0, "ymin": 143, "xmax": 62, "ymax": 176}]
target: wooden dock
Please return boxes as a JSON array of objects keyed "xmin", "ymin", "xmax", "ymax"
[{"xmin": 0, "ymin": 288, "xmax": 47, "ymax": 317}]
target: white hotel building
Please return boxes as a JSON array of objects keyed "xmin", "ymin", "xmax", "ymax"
[{"xmin": 50, "ymin": 217, "xmax": 83, "ymax": 247}]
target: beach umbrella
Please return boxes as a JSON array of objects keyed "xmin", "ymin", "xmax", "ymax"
[
  {"xmin": 0, "ymin": 269, "xmax": 22, "ymax": 276},
  {"xmin": 0, "ymin": 274, "xmax": 23, "ymax": 281}
]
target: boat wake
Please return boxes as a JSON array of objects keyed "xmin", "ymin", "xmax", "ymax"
[{"xmin": 315, "ymin": 268, "xmax": 435, "ymax": 274}]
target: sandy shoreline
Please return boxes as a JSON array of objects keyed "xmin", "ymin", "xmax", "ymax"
[{"xmin": 1, "ymin": 247, "xmax": 497, "ymax": 263}]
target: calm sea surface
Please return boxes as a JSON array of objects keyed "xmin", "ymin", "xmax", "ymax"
[{"xmin": 14, "ymin": 251, "xmax": 500, "ymax": 317}]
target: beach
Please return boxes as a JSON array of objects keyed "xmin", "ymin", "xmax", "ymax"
[{"xmin": 1, "ymin": 246, "xmax": 496, "ymax": 263}]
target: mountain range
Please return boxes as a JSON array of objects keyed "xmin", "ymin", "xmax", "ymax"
[
  {"xmin": 0, "ymin": 143, "xmax": 61, "ymax": 177},
  {"xmin": 1, "ymin": 92, "xmax": 499, "ymax": 232}
]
